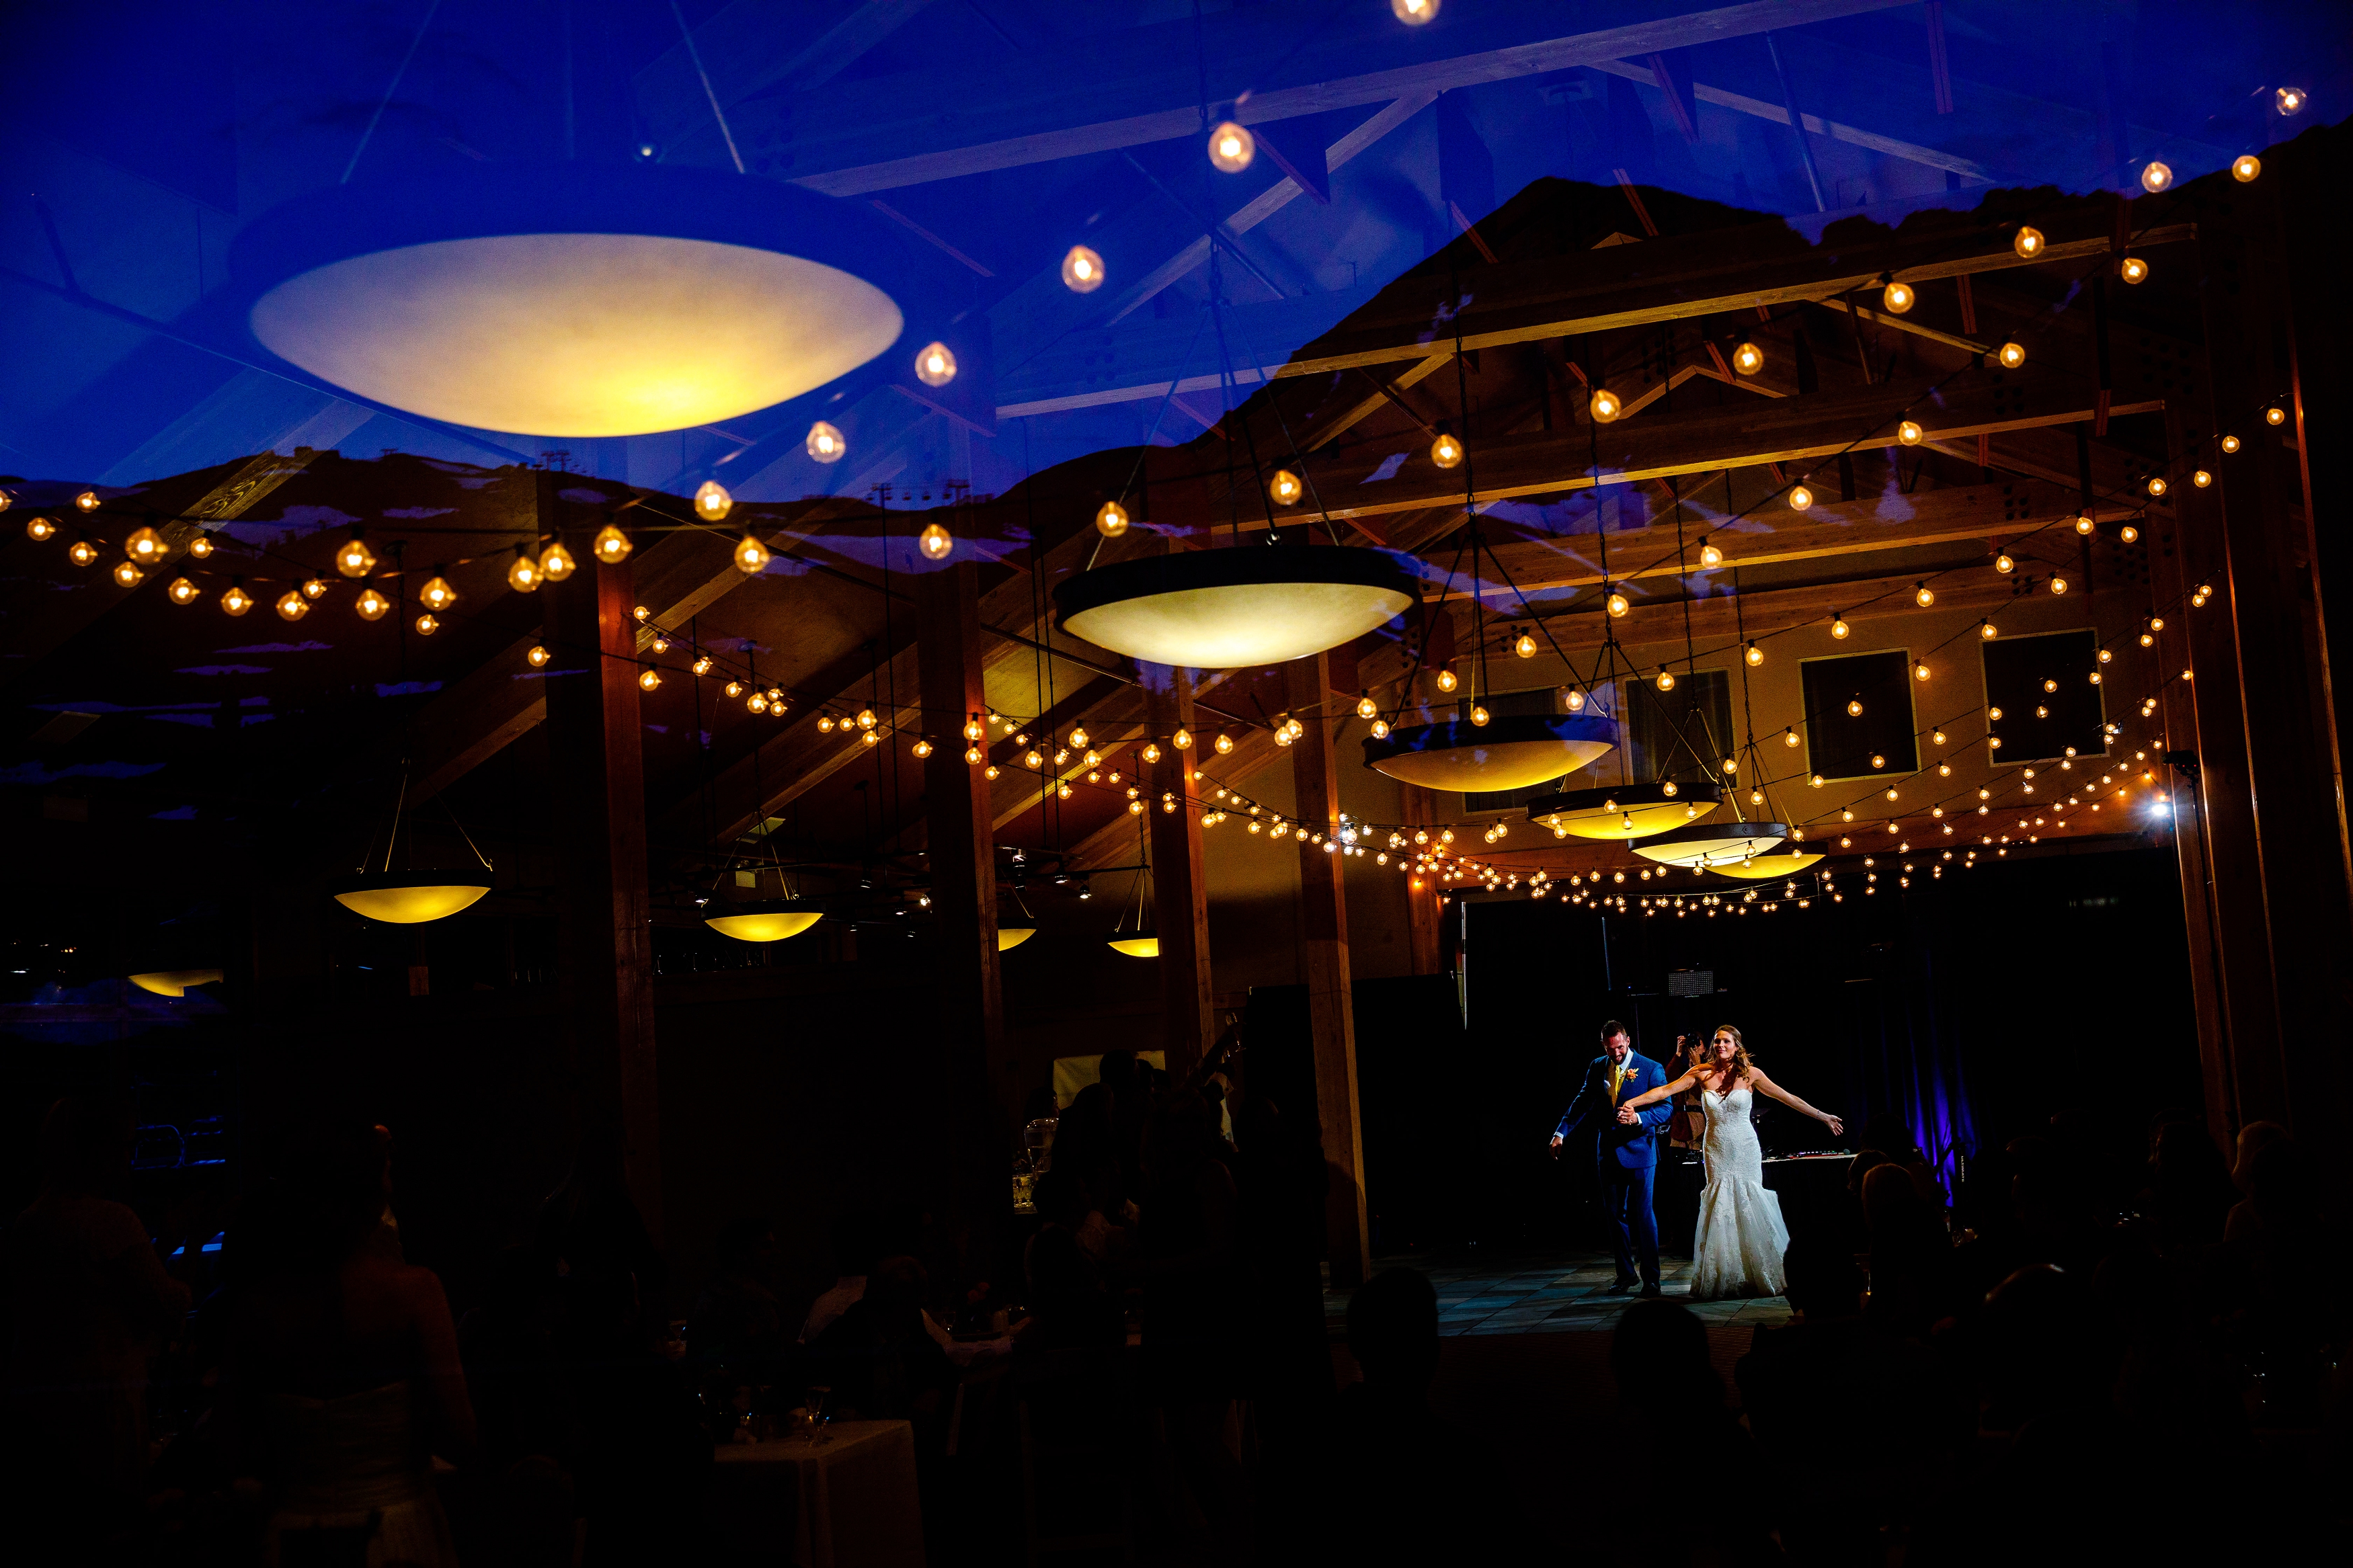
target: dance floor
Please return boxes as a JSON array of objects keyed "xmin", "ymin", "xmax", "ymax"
[{"xmin": 1328, "ymin": 1250, "xmax": 1793, "ymax": 1336}]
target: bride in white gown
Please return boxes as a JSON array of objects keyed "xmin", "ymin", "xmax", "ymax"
[{"xmin": 1617, "ymin": 1027, "xmax": 1844, "ymax": 1300}]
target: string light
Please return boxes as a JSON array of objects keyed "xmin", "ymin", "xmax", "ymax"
[
  {"xmin": 1654, "ymin": 670, "xmax": 1674, "ymax": 692},
  {"xmin": 692, "ymin": 653, "xmax": 713, "ymax": 675},
  {"xmin": 68, "ymin": 538, "xmax": 99, "ymax": 567},
  {"xmin": 220, "ymin": 579, "xmax": 253, "ymax": 616},
  {"xmin": 1431, "ymin": 431, "xmax": 1464, "ymax": 468},
  {"xmin": 113, "ymin": 561, "xmax": 145, "ymax": 588},
  {"xmin": 74, "ymin": 490, "xmax": 99, "ymax": 512},
  {"xmin": 2013, "ymin": 225, "xmax": 2044, "ymax": 258},
  {"xmin": 507, "ymin": 548, "xmax": 541, "ymax": 592},
  {"xmin": 914, "ymin": 341, "xmax": 957, "ymax": 386},
  {"xmin": 1847, "ymin": 698, "xmax": 1864, "ymax": 716},
  {"xmin": 274, "ymin": 588, "xmax": 307, "ymax": 620},
  {"xmin": 1094, "ymin": 500, "xmax": 1130, "ymax": 538},
  {"xmin": 1914, "ymin": 661, "xmax": 1931, "ymax": 682},
  {"xmin": 1998, "ymin": 341, "xmax": 2026, "ymax": 369},
  {"xmin": 2193, "ymin": 469, "xmax": 2212, "ymax": 488},
  {"xmin": 694, "ymin": 480, "xmax": 733, "ymax": 521},
  {"xmin": 1897, "ymin": 419, "xmax": 1923, "ymax": 446},
  {"xmin": 1746, "ymin": 643, "xmax": 1764, "ymax": 666},
  {"xmin": 1914, "ymin": 581, "xmax": 1935, "ymax": 606},
  {"xmin": 1436, "ymin": 667, "xmax": 1459, "ymax": 691},
  {"xmin": 1564, "ymin": 688, "xmax": 1586, "ymax": 712},
  {"xmin": 806, "ymin": 421, "xmax": 846, "ymax": 462},
  {"xmin": 1882, "ymin": 279, "xmax": 1915, "ymax": 313},
  {"xmin": 2139, "ymin": 160, "xmax": 2173, "ymax": 193},
  {"xmin": 2233, "ymin": 154, "xmax": 2262, "ymax": 183},
  {"xmin": 298, "ymin": 575, "xmax": 327, "ymax": 600},
  {"xmin": 124, "ymin": 525, "xmax": 163, "ymax": 563},
  {"xmin": 26, "ymin": 514, "xmax": 56, "ymax": 541},
  {"xmin": 1060, "ymin": 245, "xmax": 1105, "ymax": 292},
  {"xmin": 1207, "ymin": 121, "xmax": 1255, "ymax": 172},
  {"xmin": 917, "ymin": 521, "xmax": 953, "ymax": 561},
  {"xmin": 1995, "ymin": 552, "xmax": 2015, "ymax": 573},
  {"xmin": 1172, "ymin": 727, "xmax": 1193, "ymax": 750},
  {"xmin": 1831, "ymin": 614, "xmax": 1849, "ymax": 639},
  {"xmin": 1390, "ymin": 0, "xmax": 1438, "ymax": 24},
  {"xmin": 2266, "ymin": 407, "xmax": 2286, "ymax": 425},
  {"xmin": 1981, "ymin": 620, "xmax": 1997, "ymax": 639},
  {"xmin": 2050, "ymin": 575, "xmax": 2069, "ymax": 595},
  {"xmin": 337, "ymin": 528, "xmax": 380, "ymax": 577},
  {"xmin": 420, "ymin": 573, "xmax": 457, "ymax": 612},
  {"xmin": 733, "ymin": 533, "xmax": 770, "ymax": 574},
  {"xmin": 1215, "ymin": 732, "xmax": 1234, "ymax": 754},
  {"xmin": 528, "ymin": 645, "xmax": 551, "ymax": 668},
  {"xmin": 415, "ymin": 613, "xmax": 440, "ymax": 634},
  {"xmin": 2277, "ymin": 87, "xmax": 2305, "ymax": 115},
  {"xmin": 539, "ymin": 539, "xmax": 575, "ymax": 581},
  {"xmin": 1269, "ymin": 469, "xmax": 1303, "ymax": 505},
  {"xmin": 1698, "ymin": 542, "xmax": 1723, "ymax": 568},
  {"xmin": 1513, "ymin": 630, "xmax": 1539, "ymax": 658},
  {"xmin": 912, "ymin": 738, "xmax": 933, "ymax": 758},
  {"xmin": 1605, "ymin": 588, "xmax": 1630, "ymax": 618},
  {"xmin": 2074, "ymin": 513, "xmax": 2097, "ymax": 535},
  {"xmin": 167, "ymin": 576, "xmax": 198, "ymax": 605},
  {"xmin": 356, "ymin": 587, "xmax": 390, "ymax": 620},
  {"xmin": 2119, "ymin": 524, "xmax": 2139, "ymax": 544},
  {"xmin": 1788, "ymin": 484, "xmax": 1812, "ymax": 511},
  {"xmin": 1784, "ymin": 727, "xmax": 1800, "ymax": 747},
  {"xmin": 593, "ymin": 523, "xmax": 633, "ymax": 563},
  {"xmin": 1732, "ymin": 341, "xmax": 1763, "ymax": 374},
  {"xmin": 2222, "ymin": 434, "xmax": 2241, "ymax": 453},
  {"xmin": 1589, "ymin": 388, "xmax": 1623, "ymax": 423}
]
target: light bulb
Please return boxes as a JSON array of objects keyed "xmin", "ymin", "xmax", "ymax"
[
  {"xmin": 1070, "ymin": 725, "xmax": 1090, "ymax": 748},
  {"xmin": 1436, "ymin": 668, "xmax": 1459, "ymax": 692},
  {"xmin": 1656, "ymin": 670, "xmax": 1675, "ymax": 692},
  {"xmin": 985, "ymin": 765, "xmax": 1000, "ymax": 780},
  {"xmin": 1915, "ymin": 581, "xmax": 1935, "ymax": 606},
  {"xmin": 1784, "ymin": 727, "xmax": 1800, "ymax": 747},
  {"xmin": 914, "ymin": 341, "xmax": 957, "ymax": 386},
  {"xmin": 1831, "ymin": 616, "xmax": 1849, "ymax": 639},
  {"xmin": 1269, "ymin": 469, "xmax": 1303, "ymax": 505},
  {"xmin": 415, "ymin": 613, "xmax": 440, "ymax": 635},
  {"xmin": 1355, "ymin": 692, "xmax": 1380, "ymax": 720},
  {"xmin": 420, "ymin": 574, "xmax": 457, "ymax": 611},
  {"xmin": 1589, "ymin": 388, "xmax": 1622, "ymax": 423},
  {"xmin": 275, "ymin": 587, "xmax": 310, "ymax": 619},
  {"xmin": 167, "ymin": 576, "xmax": 198, "ymax": 604},
  {"xmin": 1509, "ymin": 630, "xmax": 1539, "ymax": 660},
  {"xmin": 2050, "ymin": 575, "xmax": 2069, "ymax": 594},
  {"xmin": 1732, "ymin": 341, "xmax": 1763, "ymax": 374},
  {"xmin": 1933, "ymin": 729, "xmax": 1948, "ymax": 745},
  {"xmin": 1564, "ymin": 688, "xmax": 1586, "ymax": 712},
  {"xmin": 1897, "ymin": 419, "xmax": 1923, "ymax": 446},
  {"xmin": 2222, "ymin": 434, "xmax": 2241, "ymax": 454},
  {"xmin": 1915, "ymin": 661, "xmax": 1931, "ymax": 682},
  {"xmin": 964, "ymin": 745, "xmax": 983, "ymax": 765},
  {"xmin": 649, "ymin": 634, "xmax": 670, "ymax": 654},
  {"xmin": 74, "ymin": 489, "xmax": 99, "ymax": 511},
  {"xmin": 2014, "ymin": 226, "xmax": 2044, "ymax": 259},
  {"xmin": 1883, "ymin": 280, "xmax": 1915, "ymax": 313},
  {"xmin": 1207, "ymin": 121, "xmax": 1255, "ymax": 173},
  {"xmin": 507, "ymin": 549, "xmax": 540, "ymax": 593},
  {"xmin": 856, "ymin": 708, "xmax": 877, "ymax": 729},
  {"xmin": 221, "ymin": 580, "xmax": 253, "ymax": 616},
  {"xmin": 2072, "ymin": 513, "xmax": 2096, "ymax": 536},
  {"xmin": 912, "ymin": 739, "xmax": 933, "ymax": 758},
  {"xmin": 2120, "ymin": 257, "xmax": 2149, "ymax": 284},
  {"xmin": 1999, "ymin": 341, "xmax": 2026, "ymax": 369},
  {"xmin": 125, "ymin": 525, "xmax": 163, "ymax": 562},
  {"xmin": 1699, "ymin": 542, "xmax": 1723, "ymax": 568},
  {"xmin": 69, "ymin": 538, "xmax": 99, "ymax": 566},
  {"xmin": 1981, "ymin": 620, "xmax": 1997, "ymax": 639},
  {"xmin": 2120, "ymin": 524, "xmax": 2139, "ymax": 544},
  {"xmin": 337, "ymin": 530, "xmax": 376, "ymax": 577},
  {"xmin": 1989, "ymin": 706, "xmax": 2003, "ymax": 720},
  {"xmin": 2266, "ymin": 407, "xmax": 2286, "ymax": 426},
  {"xmin": 2277, "ymin": 87, "xmax": 2305, "ymax": 116},
  {"xmin": 112, "ymin": 560, "xmax": 144, "ymax": 587},
  {"xmin": 539, "ymin": 540, "xmax": 576, "ymax": 581},
  {"xmin": 805, "ymin": 421, "xmax": 846, "ymax": 463},
  {"xmin": 1606, "ymin": 590, "xmax": 1630, "ymax": 618},
  {"xmin": 2140, "ymin": 160, "xmax": 2173, "ymax": 194},
  {"xmin": 1061, "ymin": 244, "xmax": 1105, "ymax": 292},
  {"xmin": 1141, "ymin": 741, "xmax": 1161, "ymax": 762},
  {"xmin": 356, "ymin": 587, "xmax": 390, "ymax": 620},
  {"xmin": 2233, "ymin": 154, "xmax": 2262, "ymax": 183},
  {"xmin": 1095, "ymin": 500, "xmax": 1129, "ymax": 537},
  {"xmin": 528, "ymin": 645, "xmax": 551, "ymax": 668},
  {"xmin": 692, "ymin": 653, "xmax": 713, "ymax": 676},
  {"xmin": 1471, "ymin": 704, "xmax": 1492, "ymax": 725},
  {"xmin": 916, "ymin": 520, "xmax": 954, "ymax": 561},
  {"xmin": 1215, "ymin": 732, "xmax": 1234, "ymax": 754},
  {"xmin": 750, "ymin": 692, "xmax": 772, "ymax": 714},
  {"xmin": 1848, "ymin": 698, "xmax": 1864, "ymax": 716},
  {"xmin": 1431, "ymin": 432, "xmax": 1464, "ymax": 468},
  {"xmin": 1172, "ymin": 727, "xmax": 1193, "ymax": 750},
  {"xmin": 302, "ymin": 576, "xmax": 327, "ymax": 600},
  {"xmin": 1390, "ymin": 0, "xmax": 1438, "ymax": 24},
  {"xmin": 694, "ymin": 480, "xmax": 733, "ymax": 521},
  {"xmin": 1995, "ymin": 552, "xmax": 2015, "ymax": 573},
  {"xmin": 592, "ymin": 523, "xmax": 633, "ymax": 562},
  {"xmin": 1370, "ymin": 718, "xmax": 1390, "ymax": 739},
  {"xmin": 733, "ymin": 533, "xmax": 770, "ymax": 574},
  {"xmin": 27, "ymin": 514, "xmax": 56, "ymax": 541}
]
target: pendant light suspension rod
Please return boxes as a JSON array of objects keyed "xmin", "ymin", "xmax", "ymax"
[{"xmin": 1213, "ymin": 295, "xmax": 1343, "ymax": 546}]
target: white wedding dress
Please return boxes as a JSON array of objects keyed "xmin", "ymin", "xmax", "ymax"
[{"xmin": 1689, "ymin": 1084, "xmax": 1791, "ymax": 1300}]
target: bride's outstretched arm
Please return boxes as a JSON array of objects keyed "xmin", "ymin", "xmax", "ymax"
[
  {"xmin": 1749, "ymin": 1069, "xmax": 1844, "ymax": 1136},
  {"xmin": 1620, "ymin": 1069, "xmax": 1699, "ymax": 1112}
]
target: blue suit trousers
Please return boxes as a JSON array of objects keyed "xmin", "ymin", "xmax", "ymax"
[{"xmin": 1602, "ymin": 1157, "xmax": 1660, "ymax": 1287}]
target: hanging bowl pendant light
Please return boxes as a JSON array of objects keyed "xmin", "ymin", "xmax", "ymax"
[
  {"xmin": 331, "ymin": 870, "xmax": 495, "ymax": 924},
  {"xmin": 1108, "ymin": 932, "xmax": 1160, "ymax": 958},
  {"xmin": 1053, "ymin": 544, "xmax": 1418, "ymax": 668},
  {"xmin": 231, "ymin": 163, "xmax": 908, "ymax": 436},
  {"xmin": 1526, "ymin": 782, "xmax": 1724, "ymax": 841},
  {"xmin": 703, "ymin": 899, "xmax": 824, "ymax": 943},
  {"xmin": 1363, "ymin": 714, "xmax": 1615, "ymax": 792},
  {"xmin": 1631, "ymin": 820, "xmax": 1790, "ymax": 870},
  {"xmin": 128, "ymin": 969, "xmax": 225, "ymax": 997},
  {"xmin": 1704, "ymin": 843, "xmax": 1825, "ymax": 880},
  {"xmin": 998, "ymin": 926, "xmax": 1037, "ymax": 951}
]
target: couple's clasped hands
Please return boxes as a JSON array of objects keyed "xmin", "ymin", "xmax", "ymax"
[{"xmin": 1614, "ymin": 1104, "xmax": 1643, "ymax": 1126}]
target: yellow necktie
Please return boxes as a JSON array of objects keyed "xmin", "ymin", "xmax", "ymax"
[{"xmin": 1609, "ymin": 1060, "xmax": 1627, "ymax": 1101}]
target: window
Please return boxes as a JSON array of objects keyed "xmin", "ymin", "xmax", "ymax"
[
  {"xmin": 1982, "ymin": 628, "xmax": 2107, "ymax": 761},
  {"xmin": 1801, "ymin": 650, "xmax": 1917, "ymax": 780}
]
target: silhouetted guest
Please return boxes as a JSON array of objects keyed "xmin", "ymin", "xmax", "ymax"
[
  {"xmin": 1299, "ymin": 1268, "xmax": 1527, "ymax": 1565},
  {"xmin": 690, "ymin": 1217, "xmax": 789, "ymax": 1386},
  {"xmin": 229, "ymin": 1118, "xmax": 474, "ymax": 1567},
  {"xmin": 1230, "ymin": 1078, "xmax": 1332, "ymax": 1438},
  {"xmin": 1608, "ymin": 1299, "xmax": 1774, "ymax": 1566},
  {"xmin": 2142, "ymin": 1121, "xmax": 2237, "ymax": 1253},
  {"xmin": 799, "ymin": 1209, "xmax": 880, "ymax": 1344},
  {"xmin": 534, "ymin": 1124, "xmax": 666, "ymax": 1342},
  {"xmin": 1021, "ymin": 1171, "xmax": 1124, "ymax": 1354},
  {"xmin": 3, "ymin": 1095, "xmax": 192, "ymax": 1549},
  {"xmin": 1862, "ymin": 1162, "xmax": 1955, "ymax": 1335},
  {"xmin": 1134, "ymin": 1093, "xmax": 1245, "ymax": 1553},
  {"xmin": 1096, "ymin": 1050, "xmax": 1150, "ymax": 1192},
  {"xmin": 1048, "ymin": 1083, "xmax": 1120, "ymax": 1202},
  {"xmin": 457, "ymin": 1244, "xmax": 569, "ymax": 1469},
  {"xmin": 809, "ymin": 1256, "xmax": 957, "ymax": 1426},
  {"xmin": 2228, "ymin": 1120, "xmax": 2290, "ymax": 1194}
]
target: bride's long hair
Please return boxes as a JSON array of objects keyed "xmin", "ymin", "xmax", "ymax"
[{"xmin": 1704, "ymin": 1025, "xmax": 1755, "ymax": 1086}]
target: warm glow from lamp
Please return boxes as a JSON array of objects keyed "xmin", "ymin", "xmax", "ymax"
[
  {"xmin": 2140, "ymin": 160, "xmax": 2173, "ymax": 193},
  {"xmin": 167, "ymin": 577, "xmax": 199, "ymax": 605},
  {"xmin": 420, "ymin": 574, "xmax": 457, "ymax": 611},
  {"xmin": 705, "ymin": 907, "xmax": 822, "ymax": 943},
  {"xmin": 221, "ymin": 581, "xmax": 253, "ymax": 616},
  {"xmin": 333, "ymin": 876, "xmax": 493, "ymax": 923},
  {"xmin": 507, "ymin": 550, "xmax": 540, "ymax": 592},
  {"xmin": 1897, "ymin": 419, "xmax": 1923, "ymax": 446},
  {"xmin": 593, "ymin": 524, "xmax": 633, "ymax": 562},
  {"xmin": 1788, "ymin": 485, "xmax": 1812, "ymax": 511},
  {"xmin": 1732, "ymin": 341, "xmax": 1762, "ymax": 374},
  {"xmin": 1207, "ymin": 122, "xmax": 1254, "ymax": 173},
  {"xmin": 1589, "ymin": 388, "xmax": 1622, "ymax": 422},
  {"xmin": 1109, "ymin": 934, "xmax": 1161, "ymax": 958},
  {"xmin": 1431, "ymin": 432, "xmax": 1464, "ymax": 468},
  {"xmin": 112, "ymin": 561, "xmax": 145, "ymax": 587},
  {"xmin": 2120, "ymin": 257, "xmax": 2149, "ymax": 284},
  {"xmin": 2233, "ymin": 154, "xmax": 2262, "ymax": 183},
  {"xmin": 275, "ymin": 589, "xmax": 309, "ymax": 620},
  {"xmin": 128, "ymin": 970, "xmax": 225, "ymax": 998},
  {"xmin": 2014, "ymin": 226, "xmax": 2044, "ymax": 258},
  {"xmin": 1999, "ymin": 341, "xmax": 2026, "ymax": 369},
  {"xmin": 918, "ymin": 522, "xmax": 953, "ymax": 561},
  {"xmin": 694, "ymin": 480, "xmax": 733, "ymax": 521},
  {"xmin": 1096, "ymin": 501, "xmax": 1129, "ymax": 537},
  {"xmin": 998, "ymin": 926, "xmax": 1037, "ymax": 951},
  {"xmin": 1269, "ymin": 469, "xmax": 1303, "ymax": 505},
  {"xmin": 806, "ymin": 421, "xmax": 846, "ymax": 462},
  {"xmin": 124, "ymin": 525, "xmax": 164, "ymax": 563},
  {"xmin": 734, "ymin": 534, "xmax": 771, "ymax": 573},
  {"xmin": 356, "ymin": 587, "xmax": 391, "ymax": 620},
  {"xmin": 1882, "ymin": 280, "xmax": 1915, "ymax": 313},
  {"xmin": 914, "ymin": 341, "xmax": 957, "ymax": 386},
  {"xmin": 26, "ymin": 515, "xmax": 56, "ymax": 542},
  {"xmin": 1062, "ymin": 245, "xmax": 1105, "ymax": 292}
]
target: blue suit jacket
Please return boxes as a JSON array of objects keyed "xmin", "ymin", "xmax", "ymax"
[{"xmin": 1554, "ymin": 1052, "xmax": 1673, "ymax": 1169}]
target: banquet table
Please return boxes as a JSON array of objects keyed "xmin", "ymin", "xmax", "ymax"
[{"xmin": 707, "ymin": 1419, "xmax": 926, "ymax": 1568}]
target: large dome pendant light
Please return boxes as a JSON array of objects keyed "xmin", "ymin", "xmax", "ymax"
[
  {"xmin": 1051, "ymin": 253, "xmax": 1415, "ymax": 669},
  {"xmin": 1108, "ymin": 811, "xmax": 1158, "ymax": 958},
  {"xmin": 330, "ymin": 772, "xmax": 495, "ymax": 924},
  {"xmin": 705, "ymin": 780, "xmax": 823, "ymax": 944},
  {"xmin": 1668, "ymin": 565, "xmax": 1798, "ymax": 876},
  {"xmin": 1631, "ymin": 820, "xmax": 1792, "ymax": 870},
  {"xmin": 1706, "ymin": 843, "xmax": 1824, "ymax": 880},
  {"xmin": 1527, "ymin": 781, "xmax": 1726, "ymax": 841}
]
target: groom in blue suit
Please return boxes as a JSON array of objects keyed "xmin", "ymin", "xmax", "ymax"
[{"xmin": 1550, "ymin": 1020, "xmax": 1672, "ymax": 1295}]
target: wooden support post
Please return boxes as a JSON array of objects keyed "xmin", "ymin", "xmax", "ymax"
[
  {"xmin": 1143, "ymin": 667, "xmax": 1213, "ymax": 1081},
  {"xmin": 1399, "ymin": 784, "xmax": 1446, "ymax": 977},
  {"xmin": 915, "ymin": 562, "xmax": 1010, "ymax": 1237},
  {"xmin": 541, "ymin": 474, "xmax": 663, "ymax": 1239},
  {"xmin": 1287, "ymin": 654, "xmax": 1369, "ymax": 1288}
]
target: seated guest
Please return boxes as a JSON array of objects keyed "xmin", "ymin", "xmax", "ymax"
[
  {"xmin": 457, "ymin": 1243, "xmax": 569, "ymax": 1469},
  {"xmin": 1862, "ymin": 1162, "xmax": 1958, "ymax": 1335},
  {"xmin": 2141, "ymin": 1120, "xmax": 2237, "ymax": 1254},
  {"xmin": 4, "ymin": 1095, "xmax": 194, "ymax": 1555},
  {"xmin": 809, "ymin": 1256, "xmax": 958, "ymax": 1426},
  {"xmin": 690, "ymin": 1216, "xmax": 790, "ymax": 1387},
  {"xmin": 1608, "ymin": 1300, "xmax": 1773, "ymax": 1565},
  {"xmin": 799, "ymin": 1210, "xmax": 879, "ymax": 1344},
  {"xmin": 1021, "ymin": 1171, "xmax": 1125, "ymax": 1354},
  {"xmin": 229, "ymin": 1118, "xmax": 475, "ymax": 1567},
  {"xmin": 2228, "ymin": 1120, "xmax": 2289, "ymax": 1196}
]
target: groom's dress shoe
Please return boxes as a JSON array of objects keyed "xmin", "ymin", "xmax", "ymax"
[
  {"xmin": 1638, "ymin": 1283, "xmax": 1664, "ymax": 1298},
  {"xmin": 1604, "ymin": 1278, "xmax": 1640, "ymax": 1295}
]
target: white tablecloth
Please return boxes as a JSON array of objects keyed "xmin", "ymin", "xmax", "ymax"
[{"xmin": 708, "ymin": 1419, "xmax": 925, "ymax": 1568}]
